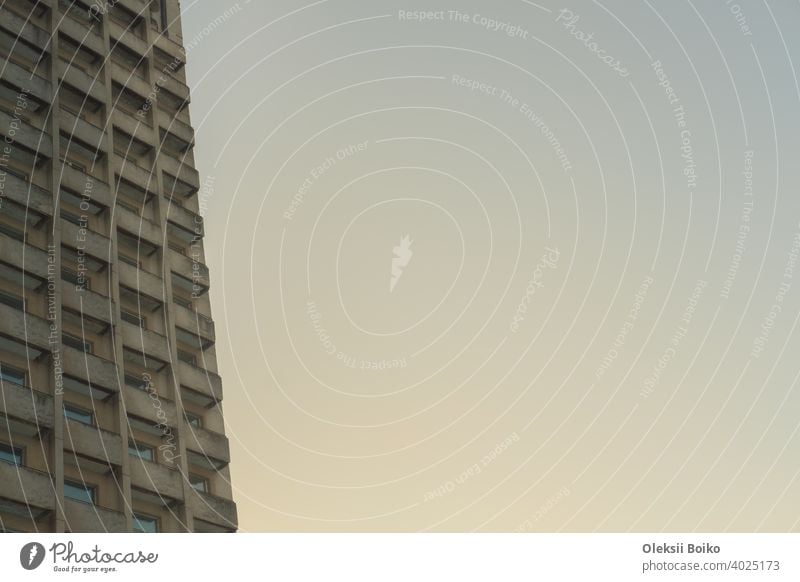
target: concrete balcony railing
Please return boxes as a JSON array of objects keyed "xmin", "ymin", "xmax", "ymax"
[
  {"xmin": 111, "ymin": 108, "xmax": 152, "ymax": 142},
  {"xmin": 186, "ymin": 426, "xmax": 230, "ymax": 466},
  {"xmin": 108, "ymin": 20, "xmax": 149, "ymax": 61},
  {"xmin": 166, "ymin": 204, "xmax": 203, "ymax": 238},
  {"xmin": 0, "ymin": 302, "xmax": 50, "ymax": 352},
  {"xmin": 64, "ymin": 498, "xmax": 127, "ymax": 533},
  {"xmin": 121, "ymin": 385, "xmax": 177, "ymax": 429},
  {"xmin": 177, "ymin": 360, "xmax": 222, "ymax": 403},
  {"xmin": 60, "ymin": 110, "xmax": 109, "ymax": 157},
  {"xmin": 113, "ymin": 156, "xmax": 158, "ymax": 193},
  {"xmin": 109, "ymin": 62, "xmax": 151, "ymax": 101},
  {"xmin": 0, "ymin": 59, "xmax": 51, "ymax": 106},
  {"xmin": 59, "ymin": 14, "xmax": 104, "ymax": 56},
  {"xmin": 173, "ymin": 304, "xmax": 215, "ymax": 347},
  {"xmin": 169, "ymin": 249, "xmax": 209, "ymax": 290},
  {"xmin": 117, "ymin": 0, "xmax": 148, "ymax": 16},
  {"xmin": 0, "ymin": 232, "xmax": 49, "ymax": 281},
  {"xmin": 63, "ymin": 418, "xmax": 123, "ymax": 466},
  {"xmin": 61, "ymin": 285, "xmax": 113, "ymax": 325},
  {"xmin": 59, "ymin": 162, "xmax": 113, "ymax": 210},
  {"xmin": 62, "ymin": 345, "xmax": 120, "ymax": 393},
  {"xmin": 188, "ymin": 490, "xmax": 237, "ymax": 529},
  {"xmin": 118, "ymin": 260, "xmax": 165, "ymax": 300},
  {"xmin": 114, "ymin": 206, "xmax": 162, "ymax": 249},
  {"xmin": 158, "ymin": 109, "xmax": 194, "ymax": 150},
  {"xmin": 0, "ymin": 109, "xmax": 51, "ymax": 160},
  {"xmin": 129, "ymin": 458, "xmax": 184, "ymax": 501},
  {"xmin": 160, "ymin": 153, "xmax": 199, "ymax": 192},
  {"xmin": 0, "ymin": 9, "xmax": 50, "ymax": 55},
  {"xmin": 2, "ymin": 171, "xmax": 52, "ymax": 217},
  {"xmin": 61, "ymin": 220, "xmax": 112, "ymax": 260},
  {"xmin": 121, "ymin": 321, "xmax": 171, "ymax": 363},
  {"xmin": 0, "ymin": 462, "xmax": 55, "ymax": 513},
  {"xmin": 0, "ymin": 382, "xmax": 54, "ymax": 430},
  {"xmin": 56, "ymin": 60, "xmax": 106, "ymax": 104},
  {"xmin": 153, "ymin": 31, "xmax": 185, "ymax": 65}
]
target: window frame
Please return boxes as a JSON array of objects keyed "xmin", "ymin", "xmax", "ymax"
[{"xmin": 64, "ymin": 479, "xmax": 97, "ymax": 505}]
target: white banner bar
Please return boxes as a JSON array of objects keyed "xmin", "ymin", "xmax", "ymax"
[{"xmin": 1, "ymin": 534, "xmax": 797, "ymax": 581}]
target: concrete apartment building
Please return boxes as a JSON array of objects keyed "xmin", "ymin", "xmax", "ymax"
[{"xmin": 0, "ymin": 0, "xmax": 237, "ymax": 532}]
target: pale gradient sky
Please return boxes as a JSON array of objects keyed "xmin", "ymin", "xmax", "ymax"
[{"xmin": 179, "ymin": 0, "xmax": 800, "ymax": 531}]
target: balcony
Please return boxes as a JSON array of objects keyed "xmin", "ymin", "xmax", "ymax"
[
  {"xmin": 160, "ymin": 154, "xmax": 199, "ymax": 193},
  {"xmin": 0, "ymin": 231, "xmax": 49, "ymax": 282},
  {"xmin": 0, "ymin": 462, "xmax": 55, "ymax": 515},
  {"xmin": 64, "ymin": 498, "xmax": 127, "ymax": 533},
  {"xmin": 158, "ymin": 109, "xmax": 194, "ymax": 151},
  {"xmin": 60, "ymin": 110, "xmax": 109, "ymax": 157},
  {"xmin": 173, "ymin": 304, "xmax": 215, "ymax": 349},
  {"xmin": 0, "ymin": 9, "xmax": 50, "ymax": 56},
  {"xmin": 0, "ymin": 60, "xmax": 51, "ymax": 106},
  {"xmin": 61, "ymin": 285, "xmax": 113, "ymax": 325},
  {"xmin": 0, "ymin": 110, "xmax": 52, "ymax": 163},
  {"xmin": 166, "ymin": 204, "xmax": 203, "ymax": 238},
  {"xmin": 113, "ymin": 155, "xmax": 158, "ymax": 194},
  {"xmin": 118, "ymin": 261, "xmax": 165, "ymax": 304},
  {"xmin": 186, "ymin": 426, "xmax": 230, "ymax": 466},
  {"xmin": 109, "ymin": 61, "xmax": 151, "ymax": 102},
  {"xmin": 59, "ymin": 162, "xmax": 113, "ymax": 209},
  {"xmin": 57, "ymin": 60, "xmax": 106, "ymax": 104},
  {"xmin": 170, "ymin": 250, "xmax": 209, "ymax": 294},
  {"xmin": 0, "ymin": 383, "xmax": 54, "ymax": 430},
  {"xmin": 59, "ymin": 13, "xmax": 104, "ymax": 56},
  {"xmin": 121, "ymin": 321, "xmax": 170, "ymax": 362},
  {"xmin": 178, "ymin": 361, "xmax": 222, "ymax": 404},
  {"xmin": 62, "ymin": 345, "xmax": 120, "ymax": 393},
  {"xmin": 153, "ymin": 31, "xmax": 185, "ymax": 65},
  {"xmin": 63, "ymin": 418, "xmax": 123, "ymax": 466},
  {"xmin": 108, "ymin": 20, "xmax": 149, "ymax": 61},
  {"xmin": 129, "ymin": 458, "xmax": 184, "ymax": 500},
  {"xmin": 188, "ymin": 490, "xmax": 237, "ymax": 530},
  {"xmin": 1, "ymin": 172, "xmax": 51, "ymax": 217},
  {"xmin": 61, "ymin": 219, "xmax": 112, "ymax": 261},
  {"xmin": 0, "ymin": 302, "xmax": 50, "ymax": 353},
  {"xmin": 114, "ymin": 206, "xmax": 162, "ymax": 249},
  {"xmin": 121, "ymin": 385, "xmax": 178, "ymax": 428}
]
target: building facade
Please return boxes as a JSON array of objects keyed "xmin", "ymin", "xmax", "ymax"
[{"xmin": 0, "ymin": 0, "xmax": 237, "ymax": 532}]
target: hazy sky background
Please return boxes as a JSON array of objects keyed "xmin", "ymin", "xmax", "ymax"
[{"xmin": 179, "ymin": 0, "xmax": 800, "ymax": 531}]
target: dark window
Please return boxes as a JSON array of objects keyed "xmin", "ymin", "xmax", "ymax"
[
  {"xmin": 0, "ymin": 443, "xmax": 23, "ymax": 466},
  {"xmin": 0, "ymin": 290, "xmax": 24, "ymax": 310},
  {"xmin": 121, "ymin": 309, "xmax": 146, "ymax": 328},
  {"xmin": 128, "ymin": 441, "xmax": 155, "ymax": 462},
  {"xmin": 132, "ymin": 512, "xmax": 158, "ymax": 533},
  {"xmin": 0, "ymin": 223, "xmax": 24, "ymax": 241},
  {"xmin": 63, "ymin": 404, "xmax": 93, "ymax": 426},
  {"xmin": 63, "ymin": 333, "xmax": 92, "ymax": 353},
  {"xmin": 185, "ymin": 412, "xmax": 202, "ymax": 428},
  {"xmin": 189, "ymin": 474, "xmax": 208, "ymax": 493},
  {"xmin": 64, "ymin": 480, "xmax": 96, "ymax": 504},
  {"xmin": 124, "ymin": 373, "xmax": 148, "ymax": 391},
  {"xmin": 62, "ymin": 267, "xmax": 90, "ymax": 290},
  {"xmin": 177, "ymin": 350, "xmax": 196, "ymax": 366},
  {"xmin": 0, "ymin": 364, "xmax": 26, "ymax": 387}
]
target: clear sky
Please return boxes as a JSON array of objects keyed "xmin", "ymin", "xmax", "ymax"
[{"xmin": 179, "ymin": 0, "xmax": 800, "ymax": 532}]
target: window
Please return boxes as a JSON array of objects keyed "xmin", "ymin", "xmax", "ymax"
[
  {"xmin": 125, "ymin": 373, "xmax": 148, "ymax": 391},
  {"xmin": 185, "ymin": 412, "xmax": 202, "ymax": 428},
  {"xmin": 61, "ymin": 210, "xmax": 83, "ymax": 225},
  {"xmin": 0, "ymin": 364, "xmax": 25, "ymax": 387},
  {"xmin": 189, "ymin": 474, "xmax": 208, "ymax": 493},
  {"xmin": 63, "ymin": 333, "xmax": 92, "ymax": 353},
  {"xmin": 177, "ymin": 350, "xmax": 196, "ymax": 366},
  {"xmin": 64, "ymin": 480, "xmax": 96, "ymax": 505},
  {"xmin": 132, "ymin": 512, "xmax": 159, "ymax": 533},
  {"xmin": 0, "ymin": 223, "xmax": 24, "ymax": 241},
  {"xmin": 0, "ymin": 290, "xmax": 24, "ymax": 310},
  {"xmin": 0, "ymin": 443, "xmax": 23, "ymax": 466},
  {"xmin": 62, "ymin": 267, "xmax": 90, "ymax": 290},
  {"xmin": 118, "ymin": 254, "xmax": 140, "ymax": 268},
  {"xmin": 121, "ymin": 309, "xmax": 146, "ymax": 329},
  {"xmin": 128, "ymin": 441, "xmax": 155, "ymax": 462},
  {"xmin": 173, "ymin": 295, "xmax": 192, "ymax": 309},
  {"xmin": 63, "ymin": 404, "xmax": 93, "ymax": 426}
]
